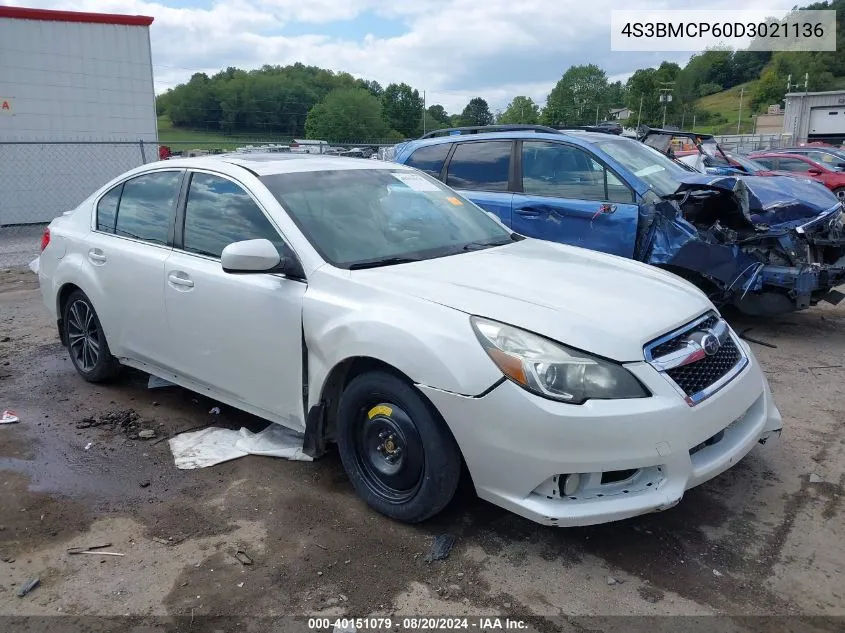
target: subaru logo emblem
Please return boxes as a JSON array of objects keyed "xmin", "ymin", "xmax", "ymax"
[{"xmin": 700, "ymin": 332, "xmax": 721, "ymax": 356}]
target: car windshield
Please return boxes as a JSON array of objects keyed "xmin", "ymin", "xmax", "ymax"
[
  {"xmin": 592, "ymin": 138, "xmax": 686, "ymax": 197},
  {"xmin": 261, "ymin": 169, "xmax": 515, "ymax": 268},
  {"xmin": 728, "ymin": 154, "xmax": 768, "ymax": 173}
]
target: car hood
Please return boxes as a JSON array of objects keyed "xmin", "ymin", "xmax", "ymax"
[
  {"xmin": 675, "ymin": 172, "xmax": 840, "ymax": 225},
  {"xmin": 352, "ymin": 239, "xmax": 712, "ymax": 362}
]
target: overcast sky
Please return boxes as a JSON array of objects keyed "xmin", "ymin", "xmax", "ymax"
[{"xmin": 13, "ymin": 0, "xmax": 794, "ymax": 113}]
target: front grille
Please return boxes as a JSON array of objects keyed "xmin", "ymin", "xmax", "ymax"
[
  {"xmin": 666, "ymin": 337, "xmax": 742, "ymax": 397},
  {"xmin": 645, "ymin": 312, "xmax": 747, "ymax": 405},
  {"xmin": 650, "ymin": 315, "xmax": 719, "ymax": 358}
]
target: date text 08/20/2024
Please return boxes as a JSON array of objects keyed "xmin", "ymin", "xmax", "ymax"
[{"xmin": 308, "ymin": 617, "xmax": 529, "ymax": 630}]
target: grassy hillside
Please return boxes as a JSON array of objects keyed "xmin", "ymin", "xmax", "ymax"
[
  {"xmin": 692, "ymin": 82, "xmax": 758, "ymax": 135},
  {"xmin": 156, "ymin": 116, "xmax": 292, "ymax": 148}
]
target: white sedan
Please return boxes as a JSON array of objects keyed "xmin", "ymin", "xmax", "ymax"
[{"xmin": 37, "ymin": 154, "xmax": 783, "ymax": 526}]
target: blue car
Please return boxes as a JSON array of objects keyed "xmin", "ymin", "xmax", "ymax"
[{"xmin": 392, "ymin": 125, "xmax": 845, "ymax": 316}]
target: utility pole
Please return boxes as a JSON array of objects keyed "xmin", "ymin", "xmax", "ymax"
[
  {"xmin": 596, "ymin": 103, "xmax": 600, "ymax": 125},
  {"xmin": 658, "ymin": 82, "xmax": 674, "ymax": 129},
  {"xmin": 737, "ymin": 86, "xmax": 744, "ymax": 135},
  {"xmin": 637, "ymin": 94, "xmax": 644, "ymax": 128},
  {"xmin": 692, "ymin": 113, "xmax": 696, "ymax": 131},
  {"xmin": 422, "ymin": 90, "xmax": 426, "ymax": 135}
]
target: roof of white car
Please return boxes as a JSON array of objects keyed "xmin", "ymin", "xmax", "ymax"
[{"xmin": 156, "ymin": 153, "xmax": 410, "ymax": 177}]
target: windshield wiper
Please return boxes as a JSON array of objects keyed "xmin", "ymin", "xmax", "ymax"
[
  {"xmin": 348, "ymin": 256, "xmax": 420, "ymax": 270},
  {"xmin": 461, "ymin": 234, "xmax": 521, "ymax": 251}
]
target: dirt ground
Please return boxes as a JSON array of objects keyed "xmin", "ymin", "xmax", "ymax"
[{"xmin": 1, "ymin": 264, "xmax": 844, "ymax": 632}]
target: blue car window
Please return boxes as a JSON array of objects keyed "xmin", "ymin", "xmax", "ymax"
[
  {"xmin": 446, "ymin": 141, "xmax": 511, "ymax": 192},
  {"xmin": 522, "ymin": 141, "xmax": 632, "ymax": 203},
  {"xmin": 405, "ymin": 143, "xmax": 451, "ymax": 178}
]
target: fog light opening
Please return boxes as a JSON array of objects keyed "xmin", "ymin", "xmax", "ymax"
[{"xmin": 563, "ymin": 473, "xmax": 581, "ymax": 497}]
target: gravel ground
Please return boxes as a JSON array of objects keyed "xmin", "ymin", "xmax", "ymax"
[
  {"xmin": 0, "ymin": 225, "xmax": 45, "ymax": 269},
  {"xmin": 0, "ymin": 261, "xmax": 843, "ymax": 632}
]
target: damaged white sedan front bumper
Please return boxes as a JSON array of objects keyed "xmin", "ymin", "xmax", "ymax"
[{"xmin": 419, "ymin": 333, "xmax": 782, "ymax": 528}]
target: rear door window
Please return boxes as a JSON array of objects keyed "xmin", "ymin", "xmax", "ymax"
[
  {"xmin": 446, "ymin": 141, "xmax": 512, "ymax": 192},
  {"xmin": 405, "ymin": 143, "xmax": 451, "ymax": 179},
  {"xmin": 753, "ymin": 157, "xmax": 776, "ymax": 170},
  {"xmin": 114, "ymin": 171, "xmax": 183, "ymax": 245},
  {"xmin": 182, "ymin": 172, "xmax": 285, "ymax": 258}
]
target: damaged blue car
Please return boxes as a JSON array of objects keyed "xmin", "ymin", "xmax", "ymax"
[{"xmin": 391, "ymin": 125, "xmax": 845, "ymax": 316}]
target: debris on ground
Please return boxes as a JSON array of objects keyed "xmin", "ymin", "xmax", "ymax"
[
  {"xmin": 425, "ymin": 534, "xmax": 456, "ymax": 563},
  {"xmin": 147, "ymin": 375, "xmax": 177, "ymax": 389},
  {"xmin": 152, "ymin": 535, "xmax": 189, "ymax": 546},
  {"xmin": 67, "ymin": 543, "xmax": 112, "ymax": 555},
  {"xmin": 234, "ymin": 550, "xmax": 253, "ymax": 566},
  {"xmin": 713, "ymin": 569, "xmax": 723, "ymax": 577},
  {"xmin": 809, "ymin": 473, "xmax": 824, "ymax": 483},
  {"xmin": 1, "ymin": 410, "xmax": 20, "ymax": 424},
  {"xmin": 739, "ymin": 328, "xmax": 777, "ymax": 349},
  {"xmin": 139, "ymin": 480, "xmax": 151, "ymax": 488},
  {"xmin": 76, "ymin": 408, "xmax": 160, "ymax": 441},
  {"xmin": 84, "ymin": 442, "xmax": 93, "ymax": 451},
  {"xmin": 607, "ymin": 575, "xmax": 624, "ymax": 586},
  {"xmin": 168, "ymin": 425, "xmax": 312, "ymax": 470},
  {"xmin": 237, "ymin": 582, "xmax": 244, "ymax": 588},
  {"xmin": 16, "ymin": 577, "xmax": 40, "ymax": 597},
  {"xmin": 1, "ymin": 555, "xmax": 15, "ymax": 563}
]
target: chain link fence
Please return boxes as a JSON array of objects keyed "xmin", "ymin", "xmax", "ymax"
[
  {"xmin": 0, "ymin": 139, "xmax": 402, "ymax": 226},
  {"xmin": 713, "ymin": 134, "xmax": 796, "ymax": 153}
]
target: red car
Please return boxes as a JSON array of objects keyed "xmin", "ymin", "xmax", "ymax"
[{"xmin": 750, "ymin": 152, "xmax": 845, "ymax": 201}]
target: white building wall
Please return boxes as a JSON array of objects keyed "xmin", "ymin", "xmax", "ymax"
[
  {"xmin": 783, "ymin": 91, "xmax": 845, "ymax": 144},
  {"xmin": 0, "ymin": 13, "xmax": 157, "ymax": 224}
]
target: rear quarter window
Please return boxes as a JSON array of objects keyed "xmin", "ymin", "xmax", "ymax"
[
  {"xmin": 96, "ymin": 184, "xmax": 122, "ymax": 233},
  {"xmin": 446, "ymin": 141, "xmax": 512, "ymax": 192},
  {"xmin": 405, "ymin": 143, "xmax": 451, "ymax": 179}
]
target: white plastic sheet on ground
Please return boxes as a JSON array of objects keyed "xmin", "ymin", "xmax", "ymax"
[
  {"xmin": 168, "ymin": 424, "xmax": 312, "ymax": 469},
  {"xmin": 29, "ymin": 258, "xmax": 39, "ymax": 274}
]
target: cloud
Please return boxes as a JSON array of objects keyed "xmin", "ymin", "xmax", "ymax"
[{"xmin": 7, "ymin": 0, "xmax": 789, "ymax": 113}]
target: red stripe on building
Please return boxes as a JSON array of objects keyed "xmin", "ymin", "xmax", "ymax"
[{"xmin": 0, "ymin": 6, "xmax": 154, "ymax": 27}]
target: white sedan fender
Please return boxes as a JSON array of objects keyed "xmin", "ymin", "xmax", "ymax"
[{"xmin": 301, "ymin": 272, "xmax": 503, "ymax": 450}]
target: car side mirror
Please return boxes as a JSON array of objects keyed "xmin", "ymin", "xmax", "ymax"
[
  {"xmin": 808, "ymin": 167, "xmax": 823, "ymax": 175},
  {"xmin": 221, "ymin": 239, "xmax": 283, "ymax": 274}
]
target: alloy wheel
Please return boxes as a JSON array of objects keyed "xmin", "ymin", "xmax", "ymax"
[{"xmin": 67, "ymin": 299, "xmax": 100, "ymax": 372}]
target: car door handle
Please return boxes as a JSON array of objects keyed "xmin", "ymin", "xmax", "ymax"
[
  {"xmin": 167, "ymin": 271, "xmax": 194, "ymax": 289},
  {"xmin": 515, "ymin": 207, "xmax": 546, "ymax": 217},
  {"xmin": 88, "ymin": 249, "xmax": 107, "ymax": 265}
]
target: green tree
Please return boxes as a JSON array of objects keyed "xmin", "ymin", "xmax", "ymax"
[
  {"xmin": 460, "ymin": 97, "xmax": 494, "ymax": 126},
  {"xmin": 427, "ymin": 104, "xmax": 450, "ymax": 125},
  {"xmin": 305, "ymin": 88, "xmax": 391, "ymax": 142},
  {"xmin": 382, "ymin": 83, "xmax": 424, "ymax": 137},
  {"xmin": 422, "ymin": 111, "xmax": 447, "ymax": 134},
  {"xmin": 625, "ymin": 68, "xmax": 660, "ymax": 126},
  {"xmin": 605, "ymin": 81, "xmax": 627, "ymax": 108},
  {"xmin": 497, "ymin": 96, "xmax": 540, "ymax": 124},
  {"xmin": 542, "ymin": 64, "xmax": 609, "ymax": 126}
]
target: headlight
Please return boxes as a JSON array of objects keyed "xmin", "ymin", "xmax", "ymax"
[{"xmin": 471, "ymin": 317, "xmax": 649, "ymax": 404}]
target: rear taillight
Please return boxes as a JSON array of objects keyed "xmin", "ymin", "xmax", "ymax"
[{"xmin": 40, "ymin": 227, "xmax": 50, "ymax": 252}]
